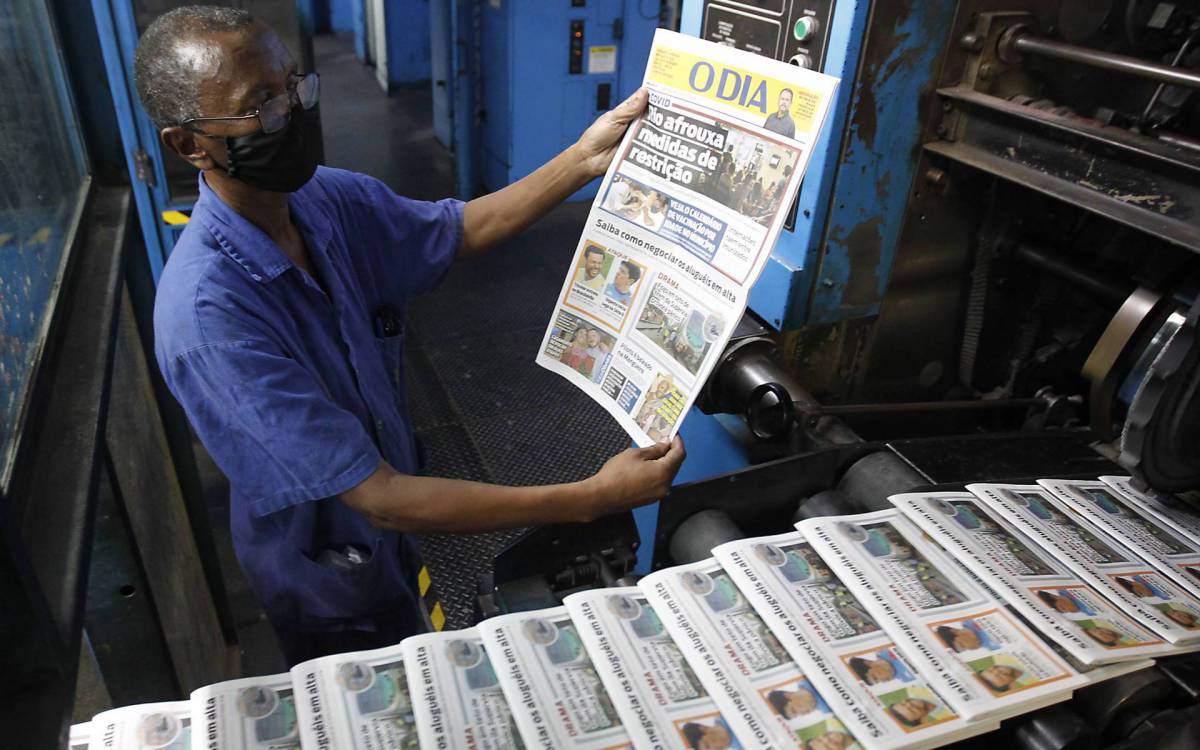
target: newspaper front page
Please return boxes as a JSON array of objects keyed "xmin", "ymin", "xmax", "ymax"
[
  {"xmin": 712, "ymin": 531, "xmax": 988, "ymax": 750},
  {"xmin": 969, "ymin": 483, "xmax": 1200, "ymax": 652},
  {"xmin": 191, "ymin": 673, "xmax": 301, "ymax": 750},
  {"xmin": 477, "ymin": 607, "xmax": 631, "ymax": 750},
  {"xmin": 401, "ymin": 629, "xmax": 524, "ymax": 750},
  {"xmin": 891, "ymin": 491, "xmax": 1181, "ymax": 661},
  {"xmin": 88, "ymin": 701, "xmax": 192, "ymax": 750},
  {"xmin": 563, "ymin": 586, "xmax": 736, "ymax": 750},
  {"xmin": 641, "ymin": 558, "xmax": 861, "ymax": 750},
  {"xmin": 536, "ymin": 29, "xmax": 838, "ymax": 445},
  {"xmin": 291, "ymin": 642, "xmax": 418, "ymax": 750},
  {"xmin": 799, "ymin": 510, "xmax": 1089, "ymax": 723},
  {"xmin": 1101, "ymin": 475, "xmax": 1200, "ymax": 548},
  {"xmin": 1041, "ymin": 479, "xmax": 1200, "ymax": 604}
]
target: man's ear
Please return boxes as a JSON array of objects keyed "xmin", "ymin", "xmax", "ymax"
[{"xmin": 161, "ymin": 126, "xmax": 218, "ymax": 170}]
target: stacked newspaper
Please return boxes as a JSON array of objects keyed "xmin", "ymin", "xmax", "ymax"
[
  {"xmin": 1100, "ymin": 476, "xmax": 1200, "ymax": 546},
  {"xmin": 799, "ymin": 511, "xmax": 1097, "ymax": 722},
  {"xmin": 563, "ymin": 586, "xmax": 733, "ymax": 750},
  {"xmin": 639, "ymin": 559, "xmax": 860, "ymax": 750},
  {"xmin": 73, "ymin": 475, "xmax": 1200, "ymax": 750},
  {"xmin": 965, "ymin": 483, "xmax": 1200, "ymax": 650},
  {"xmin": 712, "ymin": 531, "xmax": 985, "ymax": 750},
  {"xmin": 477, "ymin": 606, "xmax": 631, "ymax": 749},
  {"xmin": 890, "ymin": 491, "xmax": 1186, "ymax": 661}
]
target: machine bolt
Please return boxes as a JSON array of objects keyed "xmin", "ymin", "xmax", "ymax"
[
  {"xmin": 822, "ymin": 279, "xmax": 835, "ymax": 288},
  {"xmin": 960, "ymin": 32, "xmax": 983, "ymax": 51},
  {"xmin": 979, "ymin": 63, "xmax": 996, "ymax": 80},
  {"xmin": 942, "ymin": 99, "xmax": 954, "ymax": 112},
  {"xmin": 924, "ymin": 167, "xmax": 947, "ymax": 188}
]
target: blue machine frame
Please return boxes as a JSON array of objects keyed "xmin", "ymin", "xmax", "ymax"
[
  {"xmin": 430, "ymin": 0, "xmax": 659, "ymax": 200},
  {"xmin": 631, "ymin": 0, "xmax": 960, "ymax": 572}
]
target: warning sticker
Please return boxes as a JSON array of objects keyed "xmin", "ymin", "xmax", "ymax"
[{"xmin": 588, "ymin": 45, "xmax": 617, "ymax": 74}]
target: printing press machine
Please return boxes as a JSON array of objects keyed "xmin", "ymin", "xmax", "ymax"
[{"xmin": 478, "ymin": 1, "xmax": 1200, "ymax": 747}]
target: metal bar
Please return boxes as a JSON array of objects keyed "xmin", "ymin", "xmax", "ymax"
[
  {"xmin": 1014, "ymin": 244, "xmax": 1132, "ymax": 307},
  {"xmin": 1012, "ymin": 32, "xmax": 1200, "ymax": 90},
  {"xmin": 799, "ymin": 398, "xmax": 1044, "ymax": 417}
]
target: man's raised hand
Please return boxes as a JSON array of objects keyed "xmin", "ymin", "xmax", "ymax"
[{"xmin": 575, "ymin": 88, "xmax": 650, "ymax": 179}]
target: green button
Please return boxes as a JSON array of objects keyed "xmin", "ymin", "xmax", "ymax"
[{"xmin": 793, "ymin": 16, "xmax": 817, "ymax": 42}]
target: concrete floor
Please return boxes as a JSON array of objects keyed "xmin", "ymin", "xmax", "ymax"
[{"xmin": 193, "ymin": 32, "xmax": 629, "ymax": 677}]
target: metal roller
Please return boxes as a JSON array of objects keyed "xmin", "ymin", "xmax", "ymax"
[{"xmin": 669, "ymin": 509, "xmax": 745, "ymax": 565}]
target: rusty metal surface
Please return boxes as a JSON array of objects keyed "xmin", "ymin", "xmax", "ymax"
[{"xmin": 805, "ymin": 0, "xmax": 960, "ymax": 325}]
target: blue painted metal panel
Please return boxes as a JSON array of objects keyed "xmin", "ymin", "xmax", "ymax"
[
  {"xmin": 353, "ymin": 0, "xmax": 368, "ymax": 59},
  {"xmin": 331, "ymin": 0, "xmax": 356, "ymax": 33},
  {"xmin": 476, "ymin": 0, "xmax": 656, "ymax": 201},
  {"xmin": 384, "ymin": 0, "xmax": 433, "ymax": 84},
  {"xmin": 451, "ymin": 0, "xmax": 479, "ymax": 198},
  {"xmin": 90, "ymin": 0, "xmax": 167, "ymax": 280},
  {"xmin": 430, "ymin": 0, "xmax": 454, "ymax": 147},
  {"xmin": 685, "ymin": 0, "xmax": 872, "ymax": 330},
  {"xmin": 807, "ymin": 1, "xmax": 957, "ymax": 324}
]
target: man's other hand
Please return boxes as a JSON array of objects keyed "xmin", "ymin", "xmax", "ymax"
[
  {"xmin": 576, "ymin": 88, "xmax": 649, "ymax": 179},
  {"xmin": 585, "ymin": 436, "xmax": 686, "ymax": 520}
]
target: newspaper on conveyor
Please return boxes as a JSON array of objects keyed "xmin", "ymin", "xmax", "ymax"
[
  {"xmin": 477, "ymin": 606, "xmax": 631, "ymax": 750},
  {"xmin": 713, "ymin": 531, "xmax": 989, "ymax": 750},
  {"xmin": 969, "ymin": 483, "xmax": 1200, "ymax": 651},
  {"xmin": 190, "ymin": 673, "xmax": 301, "ymax": 749},
  {"xmin": 291, "ymin": 642, "xmax": 418, "ymax": 749},
  {"xmin": 86, "ymin": 702, "xmax": 191, "ymax": 750},
  {"xmin": 401, "ymin": 628, "xmax": 524, "ymax": 749},
  {"xmin": 563, "ymin": 586, "xmax": 734, "ymax": 750},
  {"xmin": 1100, "ymin": 476, "xmax": 1200, "ymax": 548},
  {"xmin": 640, "ymin": 558, "xmax": 862, "ymax": 750},
  {"xmin": 1040, "ymin": 479, "xmax": 1200, "ymax": 604},
  {"xmin": 799, "ymin": 510, "xmax": 1096, "ymax": 723},
  {"xmin": 891, "ymin": 491, "xmax": 1187, "ymax": 661}
]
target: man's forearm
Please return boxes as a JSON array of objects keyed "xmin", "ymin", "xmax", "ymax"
[
  {"xmin": 459, "ymin": 144, "xmax": 594, "ymax": 258},
  {"xmin": 347, "ymin": 468, "xmax": 602, "ymax": 533}
]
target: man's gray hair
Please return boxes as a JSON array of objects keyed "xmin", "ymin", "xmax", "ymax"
[{"xmin": 133, "ymin": 5, "xmax": 257, "ymax": 130}]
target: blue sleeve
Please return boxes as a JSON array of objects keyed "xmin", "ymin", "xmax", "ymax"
[
  {"xmin": 330, "ymin": 169, "xmax": 464, "ymax": 298},
  {"xmin": 164, "ymin": 339, "xmax": 382, "ymax": 518}
]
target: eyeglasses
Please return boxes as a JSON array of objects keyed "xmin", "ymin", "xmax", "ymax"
[{"xmin": 182, "ymin": 72, "xmax": 320, "ymax": 135}]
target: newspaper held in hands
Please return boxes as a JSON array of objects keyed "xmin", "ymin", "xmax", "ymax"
[
  {"xmin": 1039, "ymin": 479, "xmax": 1200, "ymax": 607},
  {"xmin": 890, "ymin": 492, "xmax": 1185, "ymax": 660},
  {"xmin": 563, "ymin": 586, "xmax": 737, "ymax": 750},
  {"xmin": 712, "ymin": 531, "xmax": 993, "ymax": 750},
  {"xmin": 290, "ymin": 642, "xmax": 418, "ymax": 750},
  {"xmin": 536, "ymin": 29, "xmax": 838, "ymax": 446},
  {"xmin": 477, "ymin": 606, "xmax": 632, "ymax": 749},
  {"xmin": 968, "ymin": 483, "xmax": 1200, "ymax": 651},
  {"xmin": 401, "ymin": 628, "xmax": 524, "ymax": 750},
  {"xmin": 1100, "ymin": 475, "xmax": 1200, "ymax": 548},
  {"xmin": 87, "ymin": 702, "xmax": 192, "ymax": 750},
  {"xmin": 190, "ymin": 673, "xmax": 302, "ymax": 750},
  {"xmin": 640, "ymin": 558, "xmax": 862, "ymax": 750},
  {"xmin": 799, "ymin": 510, "xmax": 1093, "ymax": 723}
]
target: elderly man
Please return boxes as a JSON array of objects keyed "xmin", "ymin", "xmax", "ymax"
[{"xmin": 136, "ymin": 6, "xmax": 684, "ymax": 665}]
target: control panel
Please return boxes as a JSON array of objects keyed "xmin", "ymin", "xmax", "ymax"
[
  {"xmin": 569, "ymin": 19, "xmax": 585, "ymax": 74},
  {"xmin": 699, "ymin": 0, "xmax": 837, "ymax": 71}
]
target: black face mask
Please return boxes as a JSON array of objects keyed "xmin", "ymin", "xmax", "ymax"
[{"xmin": 222, "ymin": 103, "xmax": 322, "ymax": 193}]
